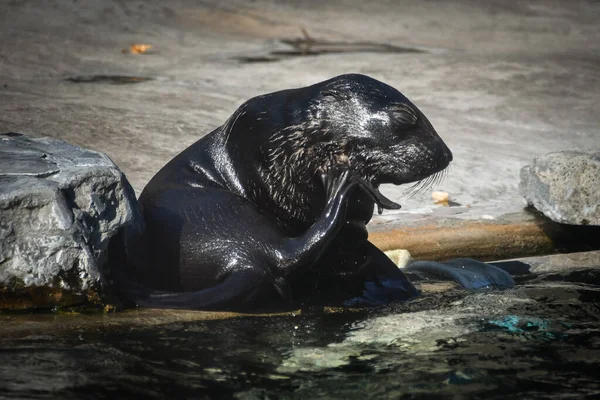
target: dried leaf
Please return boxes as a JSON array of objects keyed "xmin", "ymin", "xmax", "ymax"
[{"xmin": 129, "ymin": 44, "xmax": 152, "ymax": 54}]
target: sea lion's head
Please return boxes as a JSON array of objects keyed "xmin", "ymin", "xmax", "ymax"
[
  {"xmin": 225, "ymin": 74, "xmax": 452, "ymax": 232},
  {"xmin": 310, "ymin": 74, "xmax": 452, "ymax": 195}
]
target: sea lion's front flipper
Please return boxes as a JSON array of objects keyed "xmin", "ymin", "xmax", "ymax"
[{"xmin": 405, "ymin": 258, "xmax": 515, "ymax": 290}]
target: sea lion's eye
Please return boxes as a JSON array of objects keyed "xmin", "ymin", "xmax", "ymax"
[
  {"xmin": 321, "ymin": 90, "xmax": 350, "ymax": 101},
  {"xmin": 389, "ymin": 103, "xmax": 418, "ymax": 126}
]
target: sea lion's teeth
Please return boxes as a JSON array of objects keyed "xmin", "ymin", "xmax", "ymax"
[
  {"xmin": 372, "ymin": 187, "xmax": 401, "ymax": 210},
  {"xmin": 355, "ymin": 176, "xmax": 401, "ymax": 210}
]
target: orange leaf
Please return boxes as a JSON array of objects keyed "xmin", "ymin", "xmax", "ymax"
[{"xmin": 129, "ymin": 44, "xmax": 152, "ymax": 54}]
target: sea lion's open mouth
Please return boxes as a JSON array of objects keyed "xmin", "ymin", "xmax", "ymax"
[
  {"xmin": 372, "ymin": 186, "xmax": 401, "ymax": 213},
  {"xmin": 344, "ymin": 180, "xmax": 398, "ymax": 238},
  {"xmin": 354, "ymin": 175, "xmax": 401, "ymax": 212},
  {"xmin": 366, "ymin": 167, "xmax": 450, "ymax": 214}
]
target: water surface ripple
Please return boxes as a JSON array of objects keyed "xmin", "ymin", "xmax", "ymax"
[{"xmin": 1, "ymin": 267, "xmax": 600, "ymax": 399}]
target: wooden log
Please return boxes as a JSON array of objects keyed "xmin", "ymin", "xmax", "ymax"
[{"xmin": 369, "ymin": 211, "xmax": 600, "ymax": 262}]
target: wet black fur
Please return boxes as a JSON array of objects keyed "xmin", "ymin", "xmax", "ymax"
[{"xmin": 127, "ymin": 74, "xmax": 453, "ymax": 310}]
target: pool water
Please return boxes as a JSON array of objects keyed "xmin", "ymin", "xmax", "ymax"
[{"xmin": 1, "ymin": 267, "xmax": 600, "ymax": 399}]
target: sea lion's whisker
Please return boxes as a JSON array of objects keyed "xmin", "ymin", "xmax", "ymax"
[
  {"xmin": 415, "ymin": 176, "xmax": 432, "ymax": 194},
  {"xmin": 400, "ymin": 181, "xmax": 418, "ymax": 196},
  {"xmin": 401, "ymin": 179, "xmax": 423, "ymax": 198},
  {"xmin": 433, "ymin": 170, "xmax": 444, "ymax": 187},
  {"xmin": 438, "ymin": 165, "xmax": 450, "ymax": 187},
  {"xmin": 402, "ymin": 174, "xmax": 435, "ymax": 198},
  {"xmin": 431, "ymin": 173, "xmax": 440, "ymax": 188},
  {"xmin": 417, "ymin": 174, "xmax": 436, "ymax": 196},
  {"xmin": 403, "ymin": 165, "xmax": 451, "ymax": 199}
]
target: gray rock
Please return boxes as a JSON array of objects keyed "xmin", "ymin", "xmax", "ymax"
[
  {"xmin": 520, "ymin": 150, "xmax": 600, "ymax": 225},
  {"xmin": 0, "ymin": 133, "xmax": 141, "ymax": 308}
]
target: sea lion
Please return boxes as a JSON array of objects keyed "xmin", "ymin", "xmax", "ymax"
[{"xmin": 128, "ymin": 74, "xmax": 511, "ymax": 311}]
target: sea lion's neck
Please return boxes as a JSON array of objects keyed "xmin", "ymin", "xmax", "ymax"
[
  {"xmin": 258, "ymin": 155, "xmax": 324, "ymax": 234},
  {"xmin": 256, "ymin": 140, "xmax": 354, "ymax": 234},
  {"xmin": 167, "ymin": 128, "xmax": 236, "ymax": 192}
]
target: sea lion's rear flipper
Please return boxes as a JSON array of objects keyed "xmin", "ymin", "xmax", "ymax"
[
  {"xmin": 343, "ymin": 278, "xmax": 420, "ymax": 307},
  {"xmin": 339, "ymin": 241, "xmax": 420, "ymax": 307},
  {"xmin": 135, "ymin": 269, "xmax": 275, "ymax": 311},
  {"xmin": 405, "ymin": 258, "xmax": 515, "ymax": 290}
]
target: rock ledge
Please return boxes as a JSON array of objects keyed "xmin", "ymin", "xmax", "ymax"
[
  {"xmin": 0, "ymin": 133, "xmax": 140, "ymax": 309},
  {"xmin": 520, "ymin": 150, "xmax": 600, "ymax": 226}
]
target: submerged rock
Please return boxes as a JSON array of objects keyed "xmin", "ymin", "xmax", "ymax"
[
  {"xmin": 520, "ymin": 150, "xmax": 600, "ymax": 225},
  {"xmin": 277, "ymin": 291, "xmax": 534, "ymax": 374},
  {"xmin": 0, "ymin": 133, "xmax": 141, "ymax": 309}
]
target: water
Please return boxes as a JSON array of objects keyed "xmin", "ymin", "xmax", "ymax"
[{"xmin": 1, "ymin": 267, "xmax": 600, "ymax": 399}]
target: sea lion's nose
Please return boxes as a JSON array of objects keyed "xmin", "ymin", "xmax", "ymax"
[
  {"xmin": 444, "ymin": 146, "xmax": 453, "ymax": 163},
  {"xmin": 437, "ymin": 140, "xmax": 453, "ymax": 165}
]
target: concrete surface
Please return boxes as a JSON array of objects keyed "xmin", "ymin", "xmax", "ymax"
[{"xmin": 1, "ymin": 0, "xmax": 599, "ymax": 228}]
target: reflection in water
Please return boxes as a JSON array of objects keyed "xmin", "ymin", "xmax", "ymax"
[{"xmin": 1, "ymin": 268, "xmax": 600, "ymax": 399}]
